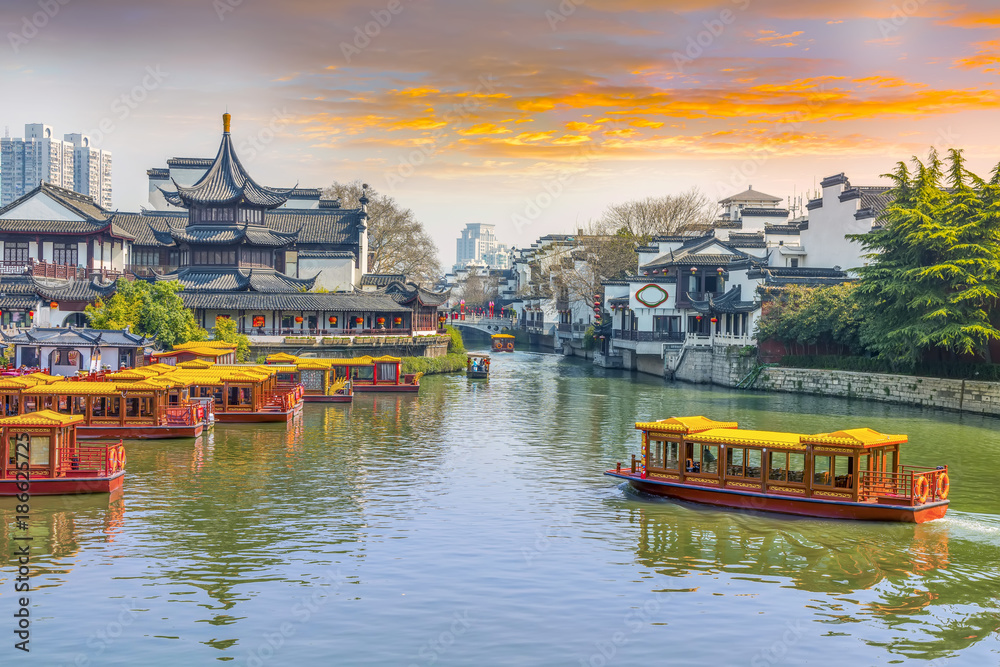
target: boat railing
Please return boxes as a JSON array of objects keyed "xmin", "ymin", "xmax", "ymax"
[
  {"xmin": 59, "ymin": 440, "xmax": 125, "ymax": 477},
  {"xmin": 858, "ymin": 466, "xmax": 948, "ymax": 505},
  {"xmin": 163, "ymin": 405, "xmax": 199, "ymax": 425}
]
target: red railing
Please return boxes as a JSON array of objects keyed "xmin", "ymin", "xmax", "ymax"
[
  {"xmin": 57, "ymin": 439, "xmax": 125, "ymax": 477},
  {"xmin": 859, "ymin": 466, "xmax": 949, "ymax": 505}
]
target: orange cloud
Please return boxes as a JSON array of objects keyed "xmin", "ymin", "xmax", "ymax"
[{"xmin": 954, "ymin": 40, "xmax": 1000, "ymax": 72}]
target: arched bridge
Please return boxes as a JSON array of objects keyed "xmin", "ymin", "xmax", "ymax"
[{"xmin": 450, "ymin": 316, "xmax": 515, "ymax": 336}]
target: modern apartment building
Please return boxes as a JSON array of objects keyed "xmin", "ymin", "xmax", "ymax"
[
  {"xmin": 1, "ymin": 124, "xmax": 112, "ymax": 208},
  {"xmin": 455, "ymin": 222, "xmax": 511, "ymax": 270}
]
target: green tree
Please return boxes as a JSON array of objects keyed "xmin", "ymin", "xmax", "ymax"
[
  {"xmin": 85, "ymin": 279, "xmax": 206, "ymax": 348},
  {"xmin": 212, "ymin": 317, "xmax": 252, "ymax": 362},
  {"xmin": 851, "ymin": 149, "xmax": 1000, "ymax": 364}
]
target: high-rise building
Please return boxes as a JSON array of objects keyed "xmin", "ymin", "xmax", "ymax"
[
  {"xmin": 455, "ymin": 223, "xmax": 511, "ymax": 270},
  {"xmin": 1, "ymin": 124, "xmax": 112, "ymax": 208}
]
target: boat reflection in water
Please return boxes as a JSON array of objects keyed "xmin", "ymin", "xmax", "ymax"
[
  {"xmin": 625, "ymin": 500, "xmax": 1000, "ymax": 659},
  {"xmin": 0, "ymin": 494, "xmax": 125, "ymax": 590}
]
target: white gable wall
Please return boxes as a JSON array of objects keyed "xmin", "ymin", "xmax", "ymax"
[{"xmin": 0, "ymin": 192, "xmax": 85, "ymax": 221}]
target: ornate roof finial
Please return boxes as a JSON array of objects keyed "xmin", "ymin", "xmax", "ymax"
[{"xmin": 223, "ymin": 112, "xmax": 231, "ymax": 134}]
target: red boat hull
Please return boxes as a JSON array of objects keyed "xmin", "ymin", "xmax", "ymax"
[
  {"xmin": 302, "ymin": 395, "xmax": 352, "ymax": 403},
  {"xmin": 214, "ymin": 410, "xmax": 294, "ymax": 423},
  {"xmin": 605, "ymin": 470, "xmax": 949, "ymax": 523},
  {"xmin": 353, "ymin": 385, "xmax": 419, "ymax": 393},
  {"xmin": 0, "ymin": 471, "xmax": 124, "ymax": 496},
  {"xmin": 77, "ymin": 424, "xmax": 204, "ymax": 440}
]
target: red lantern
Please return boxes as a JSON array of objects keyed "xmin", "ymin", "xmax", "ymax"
[
  {"xmin": 377, "ymin": 317, "xmax": 385, "ymax": 325},
  {"xmin": 329, "ymin": 316, "xmax": 337, "ymax": 325},
  {"xmin": 28, "ymin": 310, "xmax": 34, "ymax": 317},
  {"xmin": 50, "ymin": 301, "xmax": 58, "ymax": 309},
  {"xmin": 711, "ymin": 317, "xmax": 718, "ymax": 323},
  {"xmin": 695, "ymin": 315, "xmax": 702, "ymax": 321},
  {"xmin": 252, "ymin": 315, "xmax": 265, "ymax": 327},
  {"xmin": 690, "ymin": 267, "xmax": 697, "ymax": 273},
  {"xmin": 394, "ymin": 317, "xmax": 402, "ymax": 325},
  {"xmin": 295, "ymin": 316, "xmax": 303, "ymax": 323},
  {"xmin": 356, "ymin": 317, "xmax": 363, "ymax": 325}
]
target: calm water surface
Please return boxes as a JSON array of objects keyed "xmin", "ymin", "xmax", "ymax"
[{"xmin": 2, "ymin": 352, "xmax": 999, "ymax": 666}]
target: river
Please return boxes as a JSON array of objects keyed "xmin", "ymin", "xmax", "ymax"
[{"xmin": 2, "ymin": 351, "xmax": 998, "ymax": 665}]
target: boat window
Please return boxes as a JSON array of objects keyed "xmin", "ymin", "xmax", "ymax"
[
  {"xmin": 352, "ymin": 366, "xmax": 374, "ymax": 382},
  {"xmin": 664, "ymin": 441, "xmax": 679, "ymax": 470},
  {"xmin": 139, "ymin": 397, "xmax": 154, "ymax": 417},
  {"xmin": 125, "ymin": 398, "xmax": 140, "ymax": 417},
  {"xmin": 814, "ymin": 455, "xmax": 854, "ymax": 488},
  {"xmin": 29, "ymin": 435, "xmax": 49, "ymax": 467},
  {"xmin": 107, "ymin": 397, "xmax": 120, "ymax": 417},
  {"xmin": 212, "ymin": 388, "xmax": 223, "ymax": 407},
  {"xmin": 726, "ymin": 447, "xmax": 762, "ymax": 479},
  {"xmin": 769, "ymin": 451, "xmax": 805, "ymax": 483},
  {"xmin": 699, "ymin": 444, "xmax": 718, "ymax": 474},
  {"xmin": 72, "ymin": 396, "xmax": 87, "ymax": 415},
  {"xmin": 649, "ymin": 440, "xmax": 664, "ymax": 469},
  {"xmin": 377, "ymin": 363, "xmax": 398, "ymax": 382}
]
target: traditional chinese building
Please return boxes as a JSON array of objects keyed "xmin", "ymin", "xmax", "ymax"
[{"xmin": 0, "ymin": 114, "xmax": 445, "ymax": 337}]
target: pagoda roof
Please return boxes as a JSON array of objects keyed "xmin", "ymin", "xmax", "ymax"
[
  {"xmin": 166, "ymin": 221, "xmax": 300, "ymax": 247},
  {"xmin": 5, "ymin": 326, "xmax": 154, "ymax": 348},
  {"xmin": 159, "ymin": 114, "xmax": 295, "ymax": 209},
  {"xmin": 719, "ymin": 187, "xmax": 783, "ymax": 204},
  {"xmin": 178, "ymin": 291, "xmax": 410, "ymax": 312},
  {"xmin": 0, "ymin": 409, "xmax": 84, "ymax": 427},
  {"xmin": 369, "ymin": 280, "xmax": 450, "ymax": 307},
  {"xmin": 152, "ymin": 267, "xmax": 317, "ymax": 293}
]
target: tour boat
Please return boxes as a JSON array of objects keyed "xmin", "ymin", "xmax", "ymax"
[
  {"xmin": 0, "ymin": 410, "xmax": 126, "ymax": 495},
  {"xmin": 271, "ymin": 361, "xmax": 354, "ymax": 403},
  {"xmin": 267, "ymin": 354, "xmax": 420, "ymax": 394},
  {"xmin": 606, "ymin": 416, "xmax": 950, "ymax": 523},
  {"xmin": 165, "ymin": 364, "xmax": 303, "ymax": 423},
  {"xmin": 466, "ymin": 353, "xmax": 490, "ymax": 379},
  {"xmin": 16, "ymin": 377, "xmax": 206, "ymax": 440},
  {"xmin": 492, "ymin": 334, "xmax": 515, "ymax": 353}
]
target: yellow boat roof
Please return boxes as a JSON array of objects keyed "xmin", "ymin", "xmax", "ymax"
[
  {"xmin": 177, "ymin": 359, "xmax": 215, "ymax": 369},
  {"xmin": 804, "ymin": 428, "xmax": 908, "ymax": 448},
  {"xmin": 687, "ymin": 428, "xmax": 807, "ymax": 450},
  {"xmin": 266, "ymin": 353, "xmax": 300, "ymax": 363},
  {"xmin": 635, "ymin": 416, "xmax": 739, "ymax": 434},
  {"xmin": 0, "ymin": 409, "xmax": 84, "ymax": 427},
  {"xmin": 492, "ymin": 334, "xmax": 515, "ymax": 339},
  {"xmin": 172, "ymin": 340, "xmax": 238, "ymax": 350}
]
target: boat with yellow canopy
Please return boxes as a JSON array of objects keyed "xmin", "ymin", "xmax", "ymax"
[{"xmin": 606, "ymin": 416, "xmax": 950, "ymax": 523}]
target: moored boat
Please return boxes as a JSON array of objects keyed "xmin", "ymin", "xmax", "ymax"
[
  {"xmin": 466, "ymin": 353, "xmax": 490, "ymax": 379},
  {"xmin": 492, "ymin": 334, "xmax": 515, "ymax": 352},
  {"xmin": 606, "ymin": 416, "xmax": 950, "ymax": 523},
  {"xmin": 266, "ymin": 354, "xmax": 420, "ymax": 393},
  {"xmin": 0, "ymin": 410, "xmax": 126, "ymax": 495}
]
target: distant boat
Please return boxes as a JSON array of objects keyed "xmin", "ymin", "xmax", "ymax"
[
  {"xmin": 492, "ymin": 334, "xmax": 515, "ymax": 353},
  {"xmin": 0, "ymin": 410, "xmax": 125, "ymax": 496},
  {"xmin": 467, "ymin": 353, "xmax": 490, "ymax": 379},
  {"xmin": 606, "ymin": 416, "xmax": 950, "ymax": 523}
]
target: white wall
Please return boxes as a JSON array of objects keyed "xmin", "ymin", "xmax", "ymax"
[
  {"xmin": 800, "ymin": 182, "xmax": 873, "ymax": 274},
  {"xmin": 300, "ymin": 258, "xmax": 354, "ymax": 292}
]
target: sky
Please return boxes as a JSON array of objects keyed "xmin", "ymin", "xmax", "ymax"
[{"xmin": 3, "ymin": 0, "xmax": 1000, "ymax": 267}]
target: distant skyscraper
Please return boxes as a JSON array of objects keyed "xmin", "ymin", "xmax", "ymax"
[
  {"xmin": 455, "ymin": 223, "xmax": 511, "ymax": 270},
  {"xmin": 1, "ymin": 124, "xmax": 112, "ymax": 208}
]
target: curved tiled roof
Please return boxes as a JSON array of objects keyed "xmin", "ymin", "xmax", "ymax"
[
  {"xmin": 179, "ymin": 291, "xmax": 410, "ymax": 312},
  {"xmin": 160, "ymin": 120, "xmax": 294, "ymax": 209},
  {"xmin": 32, "ymin": 277, "xmax": 117, "ymax": 301},
  {"xmin": 152, "ymin": 267, "xmax": 317, "ymax": 293}
]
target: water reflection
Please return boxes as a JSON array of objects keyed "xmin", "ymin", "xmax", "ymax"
[
  {"xmin": 0, "ymin": 495, "xmax": 124, "ymax": 590},
  {"xmin": 628, "ymin": 499, "xmax": 1000, "ymax": 659}
]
